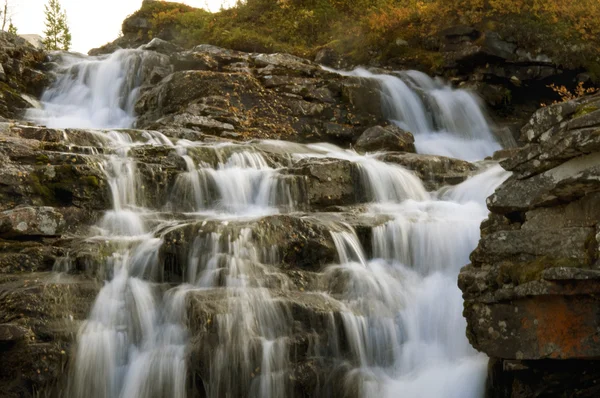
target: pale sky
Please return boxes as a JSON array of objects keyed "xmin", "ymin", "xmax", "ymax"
[{"xmin": 12, "ymin": 0, "xmax": 236, "ymax": 53}]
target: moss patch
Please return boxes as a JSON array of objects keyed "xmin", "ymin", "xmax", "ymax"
[{"xmin": 498, "ymin": 257, "xmax": 585, "ymax": 286}]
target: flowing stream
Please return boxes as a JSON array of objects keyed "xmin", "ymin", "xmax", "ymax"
[{"xmin": 34, "ymin": 49, "xmax": 510, "ymax": 397}]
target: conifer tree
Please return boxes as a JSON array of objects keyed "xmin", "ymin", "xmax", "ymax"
[
  {"xmin": 7, "ymin": 18, "xmax": 16, "ymax": 34},
  {"xmin": 42, "ymin": 0, "xmax": 71, "ymax": 51}
]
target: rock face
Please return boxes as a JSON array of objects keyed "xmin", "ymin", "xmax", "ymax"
[
  {"xmin": 459, "ymin": 93, "xmax": 600, "ymax": 397},
  {"xmin": 0, "ymin": 112, "xmax": 473, "ymax": 396},
  {"xmin": 134, "ymin": 47, "xmax": 384, "ymax": 146},
  {"xmin": 0, "ymin": 32, "xmax": 48, "ymax": 120},
  {"xmin": 0, "ymin": 123, "xmax": 113, "ymax": 396},
  {"xmin": 432, "ymin": 26, "xmax": 587, "ymax": 130}
]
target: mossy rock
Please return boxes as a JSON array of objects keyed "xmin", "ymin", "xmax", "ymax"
[{"xmin": 497, "ymin": 256, "xmax": 585, "ymax": 286}]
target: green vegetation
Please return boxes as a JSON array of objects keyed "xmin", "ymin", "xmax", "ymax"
[
  {"xmin": 497, "ymin": 257, "xmax": 584, "ymax": 286},
  {"xmin": 43, "ymin": 0, "xmax": 72, "ymax": 51},
  {"xmin": 7, "ymin": 18, "xmax": 16, "ymax": 34},
  {"xmin": 129, "ymin": 0, "xmax": 600, "ymax": 76}
]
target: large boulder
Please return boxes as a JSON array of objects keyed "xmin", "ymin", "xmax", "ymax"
[
  {"xmin": 459, "ymin": 93, "xmax": 600, "ymax": 397},
  {"xmin": 355, "ymin": 125, "xmax": 416, "ymax": 153},
  {"xmin": 288, "ymin": 158, "xmax": 358, "ymax": 208},
  {"xmin": 378, "ymin": 152, "xmax": 477, "ymax": 190}
]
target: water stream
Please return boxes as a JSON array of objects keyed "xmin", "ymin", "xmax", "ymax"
[{"xmin": 34, "ymin": 50, "xmax": 510, "ymax": 397}]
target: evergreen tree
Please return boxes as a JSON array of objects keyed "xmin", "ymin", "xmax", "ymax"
[
  {"xmin": 43, "ymin": 0, "xmax": 71, "ymax": 51},
  {"xmin": 7, "ymin": 18, "xmax": 16, "ymax": 34}
]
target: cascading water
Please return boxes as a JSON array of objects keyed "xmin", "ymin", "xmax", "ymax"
[
  {"xmin": 37, "ymin": 50, "xmax": 513, "ymax": 398},
  {"xmin": 339, "ymin": 68, "xmax": 503, "ymax": 161},
  {"xmin": 26, "ymin": 49, "xmax": 166, "ymax": 129}
]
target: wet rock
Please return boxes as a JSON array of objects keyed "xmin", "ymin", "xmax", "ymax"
[
  {"xmin": 289, "ymin": 158, "xmax": 358, "ymax": 208},
  {"xmin": 160, "ymin": 215, "xmax": 341, "ymax": 282},
  {"xmin": 0, "ymin": 273, "xmax": 99, "ymax": 396},
  {"xmin": 378, "ymin": 152, "xmax": 477, "ymax": 189},
  {"xmin": 355, "ymin": 125, "xmax": 415, "ymax": 153}
]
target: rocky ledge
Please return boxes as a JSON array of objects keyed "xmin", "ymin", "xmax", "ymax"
[
  {"xmin": 131, "ymin": 40, "xmax": 389, "ymax": 147},
  {"xmin": 0, "ymin": 119, "xmax": 479, "ymax": 396},
  {"xmin": 459, "ymin": 93, "xmax": 600, "ymax": 397}
]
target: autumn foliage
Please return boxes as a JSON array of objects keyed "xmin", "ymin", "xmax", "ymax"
[{"xmin": 136, "ymin": 0, "xmax": 600, "ymax": 77}]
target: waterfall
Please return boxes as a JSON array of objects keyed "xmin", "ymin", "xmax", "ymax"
[
  {"xmin": 26, "ymin": 49, "xmax": 166, "ymax": 129},
  {"xmin": 341, "ymin": 68, "xmax": 503, "ymax": 161},
  {"xmin": 34, "ymin": 51, "xmax": 514, "ymax": 398},
  {"xmin": 168, "ymin": 144, "xmax": 296, "ymax": 215}
]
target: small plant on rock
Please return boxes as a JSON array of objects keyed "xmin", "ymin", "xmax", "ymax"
[{"xmin": 541, "ymin": 82, "xmax": 599, "ymax": 107}]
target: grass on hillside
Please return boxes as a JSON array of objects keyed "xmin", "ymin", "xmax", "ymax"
[{"xmin": 132, "ymin": 0, "xmax": 600, "ymax": 79}]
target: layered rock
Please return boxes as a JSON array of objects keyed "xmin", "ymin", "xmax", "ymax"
[
  {"xmin": 0, "ymin": 115, "xmax": 475, "ymax": 395},
  {"xmin": 0, "ymin": 32, "xmax": 48, "ymax": 120},
  {"xmin": 133, "ymin": 44, "xmax": 384, "ymax": 146},
  {"xmin": 459, "ymin": 93, "xmax": 600, "ymax": 397}
]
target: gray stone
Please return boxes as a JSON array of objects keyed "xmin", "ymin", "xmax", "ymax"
[
  {"xmin": 355, "ymin": 125, "xmax": 415, "ymax": 153},
  {"xmin": 0, "ymin": 206, "xmax": 66, "ymax": 238}
]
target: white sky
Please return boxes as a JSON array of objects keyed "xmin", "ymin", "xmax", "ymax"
[{"xmin": 12, "ymin": 0, "xmax": 236, "ymax": 53}]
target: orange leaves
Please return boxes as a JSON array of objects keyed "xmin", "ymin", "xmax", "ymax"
[{"xmin": 541, "ymin": 82, "xmax": 599, "ymax": 106}]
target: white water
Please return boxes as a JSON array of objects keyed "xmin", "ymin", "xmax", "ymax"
[
  {"xmin": 26, "ymin": 49, "xmax": 165, "ymax": 129},
  {"xmin": 38, "ymin": 51, "xmax": 513, "ymax": 397},
  {"xmin": 337, "ymin": 68, "xmax": 502, "ymax": 161}
]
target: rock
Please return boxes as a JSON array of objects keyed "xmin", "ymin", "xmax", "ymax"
[
  {"xmin": 253, "ymin": 53, "xmax": 319, "ymax": 76},
  {"xmin": 134, "ymin": 55, "xmax": 383, "ymax": 144},
  {"xmin": 154, "ymin": 113, "xmax": 235, "ymax": 134},
  {"xmin": 459, "ymin": 92, "xmax": 600, "ymax": 395},
  {"xmin": 378, "ymin": 152, "xmax": 477, "ymax": 189},
  {"xmin": 483, "ymin": 32, "xmax": 517, "ymax": 60},
  {"xmin": 440, "ymin": 25, "xmax": 479, "ymax": 39},
  {"xmin": 88, "ymin": 41, "xmax": 122, "ymax": 56},
  {"xmin": 159, "ymin": 215, "xmax": 340, "ymax": 279},
  {"xmin": 489, "ymin": 151, "xmax": 600, "ymax": 213},
  {"xmin": 140, "ymin": 38, "xmax": 182, "ymax": 55},
  {"xmin": 355, "ymin": 125, "xmax": 416, "ymax": 153},
  {"xmin": 0, "ymin": 323, "xmax": 29, "ymax": 343},
  {"xmin": 321, "ymin": 122, "xmax": 357, "ymax": 143},
  {"xmin": 191, "ymin": 44, "xmax": 250, "ymax": 66},
  {"xmin": 0, "ymin": 32, "xmax": 47, "ymax": 119},
  {"xmin": 0, "ymin": 207, "xmax": 66, "ymax": 238},
  {"xmin": 487, "ymin": 358, "xmax": 600, "ymax": 398},
  {"xmin": 122, "ymin": 16, "xmax": 152, "ymax": 35},
  {"xmin": 314, "ymin": 47, "xmax": 340, "ymax": 68},
  {"xmin": 341, "ymin": 77, "xmax": 384, "ymax": 121},
  {"xmin": 0, "ymin": 273, "xmax": 98, "ymax": 397},
  {"xmin": 171, "ymin": 50, "xmax": 219, "ymax": 71},
  {"xmin": 290, "ymin": 158, "xmax": 358, "ymax": 208}
]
